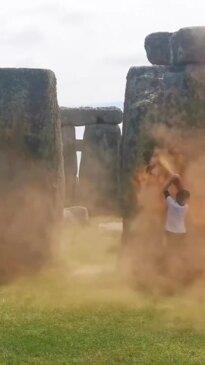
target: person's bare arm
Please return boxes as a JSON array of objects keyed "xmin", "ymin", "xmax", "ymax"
[
  {"xmin": 163, "ymin": 176, "xmax": 173, "ymax": 192},
  {"xmin": 163, "ymin": 174, "xmax": 181, "ymax": 197}
]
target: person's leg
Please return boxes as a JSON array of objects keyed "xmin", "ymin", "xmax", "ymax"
[
  {"xmin": 166, "ymin": 234, "xmax": 187, "ymax": 284},
  {"xmin": 157, "ymin": 232, "xmax": 172, "ymax": 275}
]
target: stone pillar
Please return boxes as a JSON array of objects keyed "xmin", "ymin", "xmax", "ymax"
[
  {"xmin": 76, "ymin": 139, "xmax": 84, "ymax": 152},
  {"xmin": 79, "ymin": 124, "xmax": 121, "ymax": 215},
  {"xmin": 0, "ymin": 68, "xmax": 64, "ymax": 280},
  {"xmin": 60, "ymin": 106, "xmax": 123, "ymax": 215},
  {"xmin": 122, "ymin": 27, "xmax": 205, "ymax": 224},
  {"xmin": 62, "ymin": 125, "xmax": 77, "ymax": 206}
]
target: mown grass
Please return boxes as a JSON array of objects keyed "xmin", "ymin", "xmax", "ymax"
[{"xmin": 0, "ymin": 218, "xmax": 205, "ymax": 365}]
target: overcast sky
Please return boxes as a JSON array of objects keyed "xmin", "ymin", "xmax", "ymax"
[{"xmin": 1, "ymin": 0, "xmax": 205, "ymax": 107}]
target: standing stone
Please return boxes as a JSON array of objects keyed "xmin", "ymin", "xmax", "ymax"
[
  {"xmin": 122, "ymin": 64, "xmax": 205, "ymax": 219},
  {"xmin": 75, "ymin": 139, "xmax": 84, "ymax": 151},
  {"xmin": 79, "ymin": 124, "xmax": 121, "ymax": 215},
  {"xmin": 0, "ymin": 68, "xmax": 64, "ymax": 281},
  {"xmin": 62, "ymin": 125, "xmax": 77, "ymax": 206},
  {"xmin": 60, "ymin": 106, "xmax": 122, "ymax": 213}
]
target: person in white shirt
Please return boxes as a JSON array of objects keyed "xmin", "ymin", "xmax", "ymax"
[
  {"xmin": 160, "ymin": 174, "xmax": 190, "ymax": 288},
  {"xmin": 163, "ymin": 174, "xmax": 190, "ymax": 244}
]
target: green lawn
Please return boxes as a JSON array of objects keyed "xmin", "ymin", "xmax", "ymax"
[{"xmin": 0, "ymin": 218, "xmax": 204, "ymax": 364}]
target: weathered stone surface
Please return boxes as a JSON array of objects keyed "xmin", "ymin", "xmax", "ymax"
[
  {"xmin": 171, "ymin": 27, "xmax": 205, "ymax": 65},
  {"xmin": 79, "ymin": 124, "xmax": 121, "ymax": 214},
  {"xmin": 0, "ymin": 68, "xmax": 64, "ymax": 280},
  {"xmin": 145, "ymin": 32, "xmax": 172, "ymax": 65},
  {"xmin": 62, "ymin": 125, "xmax": 77, "ymax": 206},
  {"xmin": 145, "ymin": 27, "xmax": 205, "ymax": 66},
  {"xmin": 122, "ymin": 64, "xmax": 205, "ymax": 218},
  {"xmin": 60, "ymin": 107, "xmax": 122, "ymax": 126},
  {"xmin": 76, "ymin": 139, "xmax": 84, "ymax": 151}
]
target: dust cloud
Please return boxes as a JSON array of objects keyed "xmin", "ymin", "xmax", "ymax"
[
  {"xmin": 0, "ymin": 150, "xmax": 61, "ymax": 283},
  {"xmin": 1, "ymin": 124, "xmax": 205, "ymax": 315},
  {"xmin": 122, "ymin": 124, "xmax": 205, "ymax": 296}
]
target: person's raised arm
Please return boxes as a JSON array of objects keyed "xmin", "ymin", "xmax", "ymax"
[{"xmin": 163, "ymin": 174, "xmax": 181, "ymax": 198}]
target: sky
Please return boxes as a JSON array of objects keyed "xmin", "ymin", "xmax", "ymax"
[{"xmin": 1, "ymin": 0, "xmax": 205, "ymax": 108}]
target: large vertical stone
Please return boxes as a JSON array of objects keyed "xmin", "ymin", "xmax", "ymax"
[
  {"xmin": 62, "ymin": 125, "xmax": 77, "ymax": 206},
  {"xmin": 60, "ymin": 106, "xmax": 122, "ymax": 214},
  {"xmin": 122, "ymin": 64, "xmax": 205, "ymax": 219},
  {"xmin": 79, "ymin": 124, "xmax": 121, "ymax": 215},
  {"xmin": 0, "ymin": 68, "xmax": 64, "ymax": 280}
]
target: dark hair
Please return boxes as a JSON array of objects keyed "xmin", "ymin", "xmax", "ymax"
[{"xmin": 176, "ymin": 189, "xmax": 190, "ymax": 205}]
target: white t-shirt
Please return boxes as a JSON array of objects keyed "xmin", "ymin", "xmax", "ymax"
[{"xmin": 165, "ymin": 196, "xmax": 188, "ymax": 234}]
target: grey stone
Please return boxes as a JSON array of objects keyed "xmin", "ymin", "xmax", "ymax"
[
  {"xmin": 0, "ymin": 68, "xmax": 64, "ymax": 280},
  {"xmin": 76, "ymin": 139, "xmax": 84, "ymax": 151},
  {"xmin": 145, "ymin": 32, "xmax": 172, "ymax": 65},
  {"xmin": 60, "ymin": 106, "xmax": 122, "ymax": 126},
  {"xmin": 122, "ymin": 64, "xmax": 205, "ymax": 218},
  {"xmin": 64, "ymin": 206, "xmax": 89, "ymax": 225},
  {"xmin": 62, "ymin": 125, "xmax": 77, "ymax": 206},
  {"xmin": 79, "ymin": 124, "xmax": 121, "ymax": 214},
  {"xmin": 171, "ymin": 27, "xmax": 205, "ymax": 65}
]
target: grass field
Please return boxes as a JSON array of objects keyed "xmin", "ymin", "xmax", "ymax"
[{"xmin": 0, "ymin": 218, "xmax": 205, "ymax": 365}]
